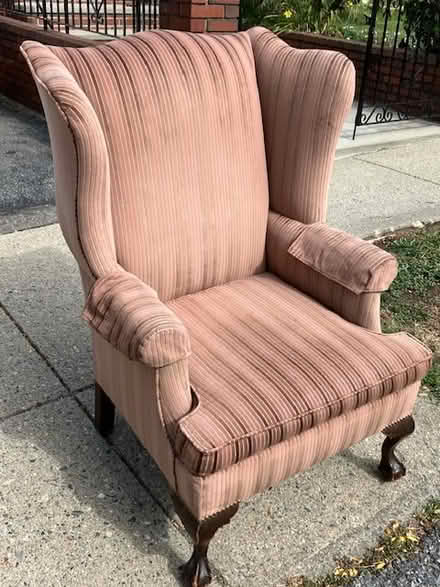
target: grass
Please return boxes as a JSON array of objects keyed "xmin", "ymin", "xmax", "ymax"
[
  {"xmin": 377, "ymin": 226, "xmax": 440, "ymax": 400},
  {"xmin": 286, "ymin": 499, "xmax": 440, "ymax": 586}
]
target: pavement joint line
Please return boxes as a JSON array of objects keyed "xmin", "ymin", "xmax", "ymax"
[
  {"xmin": 0, "ymin": 300, "xmax": 71, "ymax": 392},
  {"xmin": 0, "ymin": 218, "xmax": 58, "ymax": 237},
  {"xmin": 0, "ymin": 215, "xmax": 57, "ymax": 237},
  {"xmin": 73, "ymin": 382, "xmax": 94, "ymax": 394},
  {"xmin": 353, "ymin": 155, "xmax": 440, "ymax": 188},
  {"xmin": 0, "ymin": 391, "xmax": 71, "ymax": 424}
]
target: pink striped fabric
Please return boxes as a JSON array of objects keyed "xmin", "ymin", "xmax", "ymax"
[
  {"xmin": 267, "ymin": 211, "xmax": 384, "ymax": 331},
  {"xmin": 31, "ymin": 30, "xmax": 269, "ymax": 302},
  {"xmin": 288, "ymin": 222, "xmax": 398, "ymax": 294},
  {"xmin": 82, "ymin": 270, "xmax": 191, "ymax": 368},
  {"xmin": 169, "ymin": 273, "xmax": 431, "ymax": 475},
  {"xmin": 21, "ymin": 29, "xmax": 431, "ymax": 528},
  {"xmin": 175, "ymin": 382, "xmax": 420, "ymax": 520},
  {"xmin": 249, "ymin": 27, "xmax": 355, "ymax": 224}
]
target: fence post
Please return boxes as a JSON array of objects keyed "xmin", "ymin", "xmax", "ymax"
[
  {"xmin": 135, "ymin": 0, "xmax": 141, "ymax": 31},
  {"xmin": 63, "ymin": 0, "xmax": 69, "ymax": 32},
  {"xmin": 353, "ymin": 0, "xmax": 379, "ymax": 138},
  {"xmin": 160, "ymin": 0, "xmax": 239, "ymax": 32},
  {"xmin": 42, "ymin": 0, "xmax": 48, "ymax": 30}
]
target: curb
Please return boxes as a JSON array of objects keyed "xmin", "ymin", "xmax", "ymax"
[{"xmin": 365, "ymin": 216, "xmax": 440, "ymax": 242}]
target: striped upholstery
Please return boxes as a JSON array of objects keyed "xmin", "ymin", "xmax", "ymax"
[
  {"xmin": 21, "ymin": 28, "xmax": 432, "ymax": 529},
  {"xmin": 176, "ymin": 382, "xmax": 420, "ymax": 520},
  {"xmin": 267, "ymin": 212, "xmax": 384, "ymax": 332},
  {"xmin": 34, "ymin": 31, "xmax": 268, "ymax": 301},
  {"xmin": 169, "ymin": 273, "xmax": 431, "ymax": 475},
  {"xmin": 249, "ymin": 27, "xmax": 355, "ymax": 224},
  {"xmin": 287, "ymin": 222, "xmax": 398, "ymax": 294},
  {"xmin": 82, "ymin": 269, "xmax": 191, "ymax": 368}
]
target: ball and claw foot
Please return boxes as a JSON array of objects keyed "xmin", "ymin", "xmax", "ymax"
[
  {"xmin": 179, "ymin": 548, "xmax": 212, "ymax": 587},
  {"xmin": 379, "ymin": 415, "xmax": 415, "ymax": 482},
  {"xmin": 172, "ymin": 494, "xmax": 239, "ymax": 587}
]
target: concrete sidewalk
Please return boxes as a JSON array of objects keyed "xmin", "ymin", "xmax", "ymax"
[
  {"xmin": 1, "ymin": 95, "xmax": 440, "ymax": 586},
  {"xmin": 1, "ymin": 224, "xmax": 440, "ymax": 587}
]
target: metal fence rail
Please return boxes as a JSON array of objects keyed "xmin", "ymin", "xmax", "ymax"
[
  {"xmin": 354, "ymin": 0, "xmax": 440, "ymax": 137},
  {"xmin": 7, "ymin": 0, "xmax": 159, "ymax": 36}
]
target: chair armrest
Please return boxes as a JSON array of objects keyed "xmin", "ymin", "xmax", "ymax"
[
  {"xmin": 267, "ymin": 212, "xmax": 397, "ymax": 331},
  {"xmin": 82, "ymin": 270, "xmax": 191, "ymax": 368},
  {"xmin": 287, "ymin": 221, "xmax": 397, "ymax": 294}
]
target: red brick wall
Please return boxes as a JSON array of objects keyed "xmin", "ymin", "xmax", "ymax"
[
  {"xmin": 0, "ymin": 16, "xmax": 97, "ymax": 111},
  {"xmin": 160, "ymin": 0, "xmax": 239, "ymax": 33}
]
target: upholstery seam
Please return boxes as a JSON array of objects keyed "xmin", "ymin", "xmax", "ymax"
[
  {"xmin": 20, "ymin": 46, "xmax": 97, "ymax": 282},
  {"xmin": 177, "ymin": 355, "xmax": 431, "ymax": 462},
  {"xmin": 182, "ymin": 384, "xmax": 419, "ymax": 483}
]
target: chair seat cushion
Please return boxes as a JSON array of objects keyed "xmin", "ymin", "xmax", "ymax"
[{"xmin": 167, "ymin": 273, "xmax": 431, "ymax": 476}]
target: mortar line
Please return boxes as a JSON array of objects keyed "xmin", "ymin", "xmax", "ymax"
[{"xmin": 354, "ymin": 156, "xmax": 440, "ymax": 188}]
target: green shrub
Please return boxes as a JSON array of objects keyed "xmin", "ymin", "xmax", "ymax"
[
  {"xmin": 239, "ymin": 0, "xmax": 278, "ymax": 30},
  {"xmin": 403, "ymin": 0, "xmax": 440, "ymax": 52},
  {"xmin": 264, "ymin": 0, "xmax": 350, "ymax": 35}
]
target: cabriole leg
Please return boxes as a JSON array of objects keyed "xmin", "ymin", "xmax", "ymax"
[
  {"xmin": 379, "ymin": 415, "xmax": 415, "ymax": 481},
  {"xmin": 172, "ymin": 494, "xmax": 239, "ymax": 586},
  {"xmin": 94, "ymin": 382, "xmax": 115, "ymax": 437}
]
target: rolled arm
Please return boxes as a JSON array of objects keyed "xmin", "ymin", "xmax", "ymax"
[
  {"xmin": 267, "ymin": 212, "xmax": 398, "ymax": 331},
  {"xmin": 82, "ymin": 270, "xmax": 191, "ymax": 368}
]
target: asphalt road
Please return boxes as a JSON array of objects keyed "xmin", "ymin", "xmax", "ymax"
[{"xmin": 352, "ymin": 527, "xmax": 440, "ymax": 587}]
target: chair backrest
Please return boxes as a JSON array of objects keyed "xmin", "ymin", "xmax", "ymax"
[{"xmin": 24, "ymin": 31, "xmax": 269, "ymax": 301}]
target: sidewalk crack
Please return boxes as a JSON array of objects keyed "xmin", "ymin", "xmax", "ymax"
[{"xmin": 354, "ymin": 156, "xmax": 440, "ymax": 188}]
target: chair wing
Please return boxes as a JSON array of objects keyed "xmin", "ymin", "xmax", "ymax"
[{"xmin": 249, "ymin": 27, "xmax": 355, "ymax": 224}]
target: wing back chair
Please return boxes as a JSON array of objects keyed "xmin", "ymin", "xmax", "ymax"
[{"xmin": 22, "ymin": 28, "xmax": 431, "ymax": 586}]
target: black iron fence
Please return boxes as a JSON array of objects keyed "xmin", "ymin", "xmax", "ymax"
[
  {"xmin": 354, "ymin": 0, "xmax": 440, "ymax": 137},
  {"xmin": 5, "ymin": 0, "xmax": 159, "ymax": 36}
]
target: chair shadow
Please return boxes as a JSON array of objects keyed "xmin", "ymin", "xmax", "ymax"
[
  {"xmin": 2, "ymin": 398, "xmax": 188, "ymax": 584},
  {"xmin": 340, "ymin": 447, "xmax": 384, "ymax": 481}
]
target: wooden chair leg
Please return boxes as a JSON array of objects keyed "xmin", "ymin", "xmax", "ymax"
[
  {"xmin": 379, "ymin": 415, "xmax": 415, "ymax": 481},
  {"xmin": 172, "ymin": 494, "xmax": 239, "ymax": 587},
  {"xmin": 94, "ymin": 382, "xmax": 115, "ymax": 437}
]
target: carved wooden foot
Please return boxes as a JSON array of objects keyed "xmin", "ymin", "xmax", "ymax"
[
  {"xmin": 379, "ymin": 415, "xmax": 415, "ymax": 481},
  {"xmin": 172, "ymin": 494, "xmax": 239, "ymax": 587},
  {"xmin": 94, "ymin": 382, "xmax": 115, "ymax": 437}
]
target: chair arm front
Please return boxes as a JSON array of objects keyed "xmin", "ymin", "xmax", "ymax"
[
  {"xmin": 267, "ymin": 211, "xmax": 397, "ymax": 331},
  {"xmin": 82, "ymin": 270, "xmax": 191, "ymax": 368}
]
